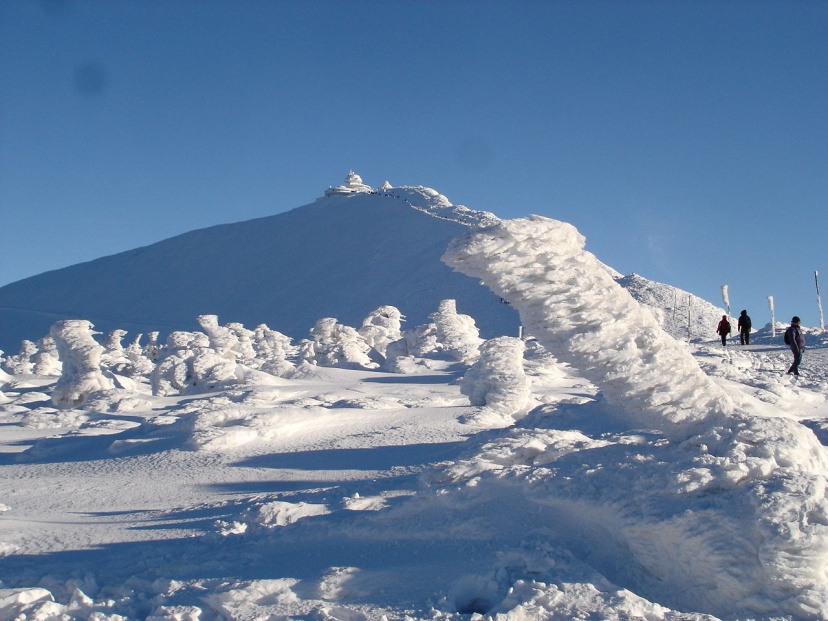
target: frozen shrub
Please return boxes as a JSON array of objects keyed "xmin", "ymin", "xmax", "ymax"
[
  {"xmin": 50, "ymin": 320, "xmax": 114, "ymax": 408},
  {"xmin": 151, "ymin": 329, "xmax": 240, "ymax": 396},
  {"xmin": 358, "ymin": 305, "xmax": 403, "ymax": 358},
  {"xmin": 431, "ymin": 299, "xmax": 483, "ymax": 363},
  {"xmin": 225, "ymin": 322, "xmax": 257, "ymax": 364},
  {"xmin": 2, "ymin": 340, "xmax": 37, "ymax": 375},
  {"xmin": 197, "ymin": 314, "xmax": 240, "ymax": 358},
  {"xmin": 111, "ymin": 333, "xmax": 155, "ymax": 378},
  {"xmin": 31, "ymin": 336, "xmax": 62, "ymax": 376},
  {"xmin": 144, "ymin": 331, "xmax": 161, "ymax": 361},
  {"xmin": 460, "ymin": 336, "xmax": 529, "ymax": 414},
  {"xmin": 300, "ymin": 318, "xmax": 377, "ymax": 369},
  {"xmin": 252, "ymin": 324, "xmax": 295, "ymax": 377},
  {"xmin": 104, "ymin": 329, "xmax": 128, "ymax": 354}
]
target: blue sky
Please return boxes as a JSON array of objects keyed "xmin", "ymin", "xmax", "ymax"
[{"xmin": 2, "ymin": 0, "xmax": 827, "ymax": 331}]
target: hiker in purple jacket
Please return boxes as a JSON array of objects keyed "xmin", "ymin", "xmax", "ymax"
[{"xmin": 784, "ymin": 316, "xmax": 805, "ymax": 377}]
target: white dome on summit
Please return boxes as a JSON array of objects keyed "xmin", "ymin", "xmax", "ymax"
[{"xmin": 325, "ymin": 170, "xmax": 373, "ymax": 195}]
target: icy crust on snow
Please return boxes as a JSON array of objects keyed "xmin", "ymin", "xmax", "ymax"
[
  {"xmin": 443, "ymin": 215, "xmax": 828, "ymax": 619},
  {"xmin": 444, "ymin": 215, "xmax": 735, "ymax": 434}
]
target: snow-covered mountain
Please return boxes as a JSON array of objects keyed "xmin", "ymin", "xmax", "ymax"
[
  {"xmin": 0, "ymin": 174, "xmax": 723, "ymax": 355},
  {"xmin": 0, "ymin": 175, "xmax": 514, "ymax": 353}
]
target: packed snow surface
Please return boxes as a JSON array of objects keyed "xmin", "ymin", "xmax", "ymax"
[{"xmin": 3, "ymin": 214, "xmax": 828, "ymax": 621}]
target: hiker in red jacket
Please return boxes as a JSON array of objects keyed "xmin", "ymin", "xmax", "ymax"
[{"xmin": 716, "ymin": 315, "xmax": 731, "ymax": 346}]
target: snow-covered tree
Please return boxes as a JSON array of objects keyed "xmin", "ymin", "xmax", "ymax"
[
  {"xmin": 300, "ymin": 318, "xmax": 377, "ymax": 369},
  {"xmin": 144, "ymin": 331, "xmax": 161, "ymax": 361},
  {"xmin": 98, "ymin": 329, "xmax": 154, "ymax": 378},
  {"xmin": 251, "ymin": 324, "xmax": 295, "ymax": 377},
  {"xmin": 225, "ymin": 322, "xmax": 257, "ymax": 365},
  {"xmin": 104, "ymin": 329, "xmax": 128, "ymax": 354},
  {"xmin": 358, "ymin": 305, "xmax": 403, "ymax": 358},
  {"xmin": 2, "ymin": 340, "xmax": 37, "ymax": 375},
  {"xmin": 50, "ymin": 320, "xmax": 114, "ymax": 408},
  {"xmin": 0, "ymin": 351, "xmax": 12, "ymax": 387},
  {"xmin": 197, "ymin": 315, "xmax": 240, "ymax": 359},
  {"xmin": 460, "ymin": 336, "xmax": 529, "ymax": 414},
  {"xmin": 31, "ymin": 335, "xmax": 62, "ymax": 376},
  {"xmin": 431, "ymin": 299, "xmax": 483, "ymax": 363},
  {"xmin": 150, "ymin": 329, "xmax": 239, "ymax": 396},
  {"xmin": 2, "ymin": 336, "xmax": 62, "ymax": 376}
]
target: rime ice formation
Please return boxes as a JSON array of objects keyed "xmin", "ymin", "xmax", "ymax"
[
  {"xmin": 49, "ymin": 319, "xmax": 114, "ymax": 408},
  {"xmin": 443, "ymin": 215, "xmax": 828, "ymax": 619},
  {"xmin": 443, "ymin": 215, "xmax": 734, "ymax": 433}
]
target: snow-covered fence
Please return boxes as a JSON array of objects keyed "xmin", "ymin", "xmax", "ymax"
[{"xmin": 49, "ymin": 320, "xmax": 114, "ymax": 408}]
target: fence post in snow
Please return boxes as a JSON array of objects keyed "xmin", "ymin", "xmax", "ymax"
[
  {"xmin": 721, "ymin": 285, "xmax": 731, "ymax": 343},
  {"xmin": 768, "ymin": 295, "xmax": 776, "ymax": 338},
  {"xmin": 673, "ymin": 290, "xmax": 677, "ymax": 326},
  {"xmin": 687, "ymin": 294, "xmax": 692, "ymax": 342},
  {"xmin": 816, "ymin": 271, "xmax": 825, "ymax": 333},
  {"xmin": 721, "ymin": 285, "xmax": 731, "ymax": 319}
]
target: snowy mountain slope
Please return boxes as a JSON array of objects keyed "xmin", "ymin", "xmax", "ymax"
[
  {"xmin": 0, "ymin": 175, "xmax": 728, "ymax": 359},
  {"xmin": 0, "ymin": 181, "xmax": 517, "ymax": 353},
  {"xmin": 615, "ymin": 273, "xmax": 727, "ymax": 341}
]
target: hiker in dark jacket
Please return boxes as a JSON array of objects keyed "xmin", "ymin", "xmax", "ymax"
[
  {"xmin": 785, "ymin": 316, "xmax": 805, "ymax": 376},
  {"xmin": 737, "ymin": 310, "xmax": 752, "ymax": 345},
  {"xmin": 716, "ymin": 315, "xmax": 731, "ymax": 346}
]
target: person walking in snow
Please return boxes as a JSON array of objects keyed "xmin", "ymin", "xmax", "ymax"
[
  {"xmin": 737, "ymin": 310, "xmax": 752, "ymax": 345},
  {"xmin": 716, "ymin": 315, "xmax": 731, "ymax": 346},
  {"xmin": 784, "ymin": 316, "xmax": 805, "ymax": 377}
]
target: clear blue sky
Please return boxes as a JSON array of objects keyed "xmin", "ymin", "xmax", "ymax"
[{"xmin": 2, "ymin": 0, "xmax": 827, "ymax": 330}]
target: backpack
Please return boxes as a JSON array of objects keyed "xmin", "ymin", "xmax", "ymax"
[{"xmin": 784, "ymin": 328, "xmax": 792, "ymax": 345}]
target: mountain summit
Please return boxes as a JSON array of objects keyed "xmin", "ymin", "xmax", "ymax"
[{"xmin": 0, "ymin": 174, "xmax": 518, "ymax": 351}]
